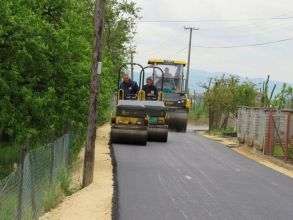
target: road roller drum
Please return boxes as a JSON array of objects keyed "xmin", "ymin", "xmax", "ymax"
[
  {"xmin": 142, "ymin": 100, "xmax": 169, "ymax": 142},
  {"xmin": 147, "ymin": 125, "xmax": 168, "ymax": 142},
  {"xmin": 167, "ymin": 110, "xmax": 188, "ymax": 132},
  {"xmin": 111, "ymin": 125, "xmax": 148, "ymax": 145},
  {"xmin": 111, "ymin": 100, "xmax": 148, "ymax": 145}
]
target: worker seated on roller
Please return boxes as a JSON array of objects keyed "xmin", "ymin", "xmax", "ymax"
[
  {"xmin": 142, "ymin": 77, "xmax": 158, "ymax": 100},
  {"xmin": 119, "ymin": 74, "xmax": 139, "ymax": 100}
]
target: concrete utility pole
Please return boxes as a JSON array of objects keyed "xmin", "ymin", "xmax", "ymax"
[
  {"xmin": 184, "ymin": 27, "xmax": 199, "ymax": 93},
  {"xmin": 83, "ymin": 0, "xmax": 105, "ymax": 187}
]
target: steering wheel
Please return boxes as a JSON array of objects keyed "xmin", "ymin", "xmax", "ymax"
[
  {"xmin": 125, "ymin": 94, "xmax": 138, "ymax": 100},
  {"xmin": 145, "ymin": 95, "xmax": 157, "ymax": 101}
]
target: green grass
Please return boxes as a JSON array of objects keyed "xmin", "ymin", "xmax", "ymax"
[
  {"xmin": 43, "ymin": 185, "xmax": 62, "ymax": 213},
  {"xmin": 207, "ymin": 128, "xmax": 224, "ymax": 136},
  {"xmin": 188, "ymin": 106, "xmax": 209, "ymax": 125},
  {"xmin": 273, "ymin": 145, "xmax": 284, "ymax": 157},
  {"xmin": 0, "ymin": 194, "xmax": 18, "ymax": 220},
  {"xmin": 273, "ymin": 144, "xmax": 293, "ymax": 158},
  {"xmin": 70, "ymin": 131, "xmax": 86, "ymax": 162},
  {"xmin": 207, "ymin": 127, "xmax": 236, "ymax": 137},
  {"xmin": 59, "ymin": 167, "xmax": 72, "ymax": 196},
  {"xmin": 0, "ymin": 142, "xmax": 20, "ymax": 179}
]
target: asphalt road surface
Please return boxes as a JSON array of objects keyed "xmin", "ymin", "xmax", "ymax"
[{"xmin": 113, "ymin": 130, "xmax": 293, "ymax": 220}]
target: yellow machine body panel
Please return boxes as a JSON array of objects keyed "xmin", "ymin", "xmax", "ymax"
[
  {"xmin": 186, "ymin": 98, "xmax": 191, "ymax": 112},
  {"xmin": 115, "ymin": 116, "xmax": 144, "ymax": 125}
]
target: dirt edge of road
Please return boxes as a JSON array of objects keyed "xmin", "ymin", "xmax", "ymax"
[
  {"xmin": 197, "ymin": 131, "xmax": 293, "ymax": 179},
  {"xmin": 110, "ymin": 142, "xmax": 119, "ymax": 220},
  {"xmin": 40, "ymin": 123, "xmax": 113, "ymax": 220}
]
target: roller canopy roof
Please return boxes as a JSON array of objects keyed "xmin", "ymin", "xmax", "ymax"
[{"xmin": 148, "ymin": 59, "xmax": 187, "ymax": 66}]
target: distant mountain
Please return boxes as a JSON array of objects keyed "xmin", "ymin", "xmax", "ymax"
[{"xmin": 188, "ymin": 69, "xmax": 290, "ymax": 96}]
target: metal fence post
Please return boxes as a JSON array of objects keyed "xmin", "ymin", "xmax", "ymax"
[
  {"xmin": 67, "ymin": 128, "xmax": 72, "ymax": 166},
  {"xmin": 27, "ymin": 149, "xmax": 37, "ymax": 219},
  {"xmin": 62, "ymin": 126, "xmax": 66, "ymax": 166},
  {"xmin": 49, "ymin": 135, "xmax": 55, "ymax": 188},
  {"xmin": 16, "ymin": 148, "xmax": 27, "ymax": 220}
]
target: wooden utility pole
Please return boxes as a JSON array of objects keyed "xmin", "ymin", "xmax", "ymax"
[
  {"xmin": 193, "ymin": 90, "xmax": 196, "ymax": 110},
  {"xmin": 83, "ymin": 0, "xmax": 105, "ymax": 187},
  {"xmin": 184, "ymin": 27, "xmax": 199, "ymax": 93},
  {"xmin": 130, "ymin": 47, "xmax": 136, "ymax": 79}
]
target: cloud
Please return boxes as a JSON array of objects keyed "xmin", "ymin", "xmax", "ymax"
[{"xmin": 133, "ymin": 0, "xmax": 293, "ymax": 83}]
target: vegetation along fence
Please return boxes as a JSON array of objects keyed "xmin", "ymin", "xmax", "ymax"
[
  {"xmin": 0, "ymin": 132, "xmax": 72, "ymax": 220},
  {"xmin": 237, "ymin": 107, "xmax": 293, "ymax": 162}
]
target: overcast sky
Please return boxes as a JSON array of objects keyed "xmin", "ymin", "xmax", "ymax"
[{"xmin": 133, "ymin": 0, "xmax": 293, "ymax": 83}]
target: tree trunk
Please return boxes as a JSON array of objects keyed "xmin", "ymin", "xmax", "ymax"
[
  {"xmin": 209, "ymin": 108, "xmax": 215, "ymax": 131},
  {"xmin": 221, "ymin": 112, "xmax": 229, "ymax": 130}
]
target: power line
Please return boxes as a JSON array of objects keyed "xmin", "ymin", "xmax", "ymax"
[
  {"xmin": 165, "ymin": 47, "xmax": 188, "ymax": 59},
  {"xmin": 273, "ymin": 10, "xmax": 293, "ymax": 18},
  {"xmin": 139, "ymin": 17, "xmax": 293, "ymax": 34},
  {"xmin": 139, "ymin": 17, "xmax": 293, "ymax": 23},
  {"xmin": 200, "ymin": 16, "xmax": 293, "ymax": 31},
  {"xmin": 273, "ymin": 16, "xmax": 293, "ymax": 20},
  {"xmin": 192, "ymin": 36, "xmax": 293, "ymax": 49}
]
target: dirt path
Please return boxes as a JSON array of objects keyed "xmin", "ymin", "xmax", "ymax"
[{"xmin": 40, "ymin": 123, "xmax": 113, "ymax": 220}]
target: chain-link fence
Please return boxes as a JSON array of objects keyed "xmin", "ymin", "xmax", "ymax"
[{"xmin": 0, "ymin": 132, "xmax": 71, "ymax": 220}]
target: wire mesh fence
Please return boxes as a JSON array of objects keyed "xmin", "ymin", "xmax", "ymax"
[{"xmin": 0, "ymin": 132, "xmax": 72, "ymax": 220}]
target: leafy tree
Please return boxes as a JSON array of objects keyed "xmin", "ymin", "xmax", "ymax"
[
  {"xmin": 272, "ymin": 84, "xmax": 293, "ymax": 109},
  {"xmin": 201, "ymin": 75, "xmax": 257, "ymax": 130},
  {"xmin": 0, "ymin": 0, "xmax": 140, "ymax": 177}
]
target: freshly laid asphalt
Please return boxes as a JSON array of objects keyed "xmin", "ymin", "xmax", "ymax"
[{"xmin": 113, "ymin": 130, "xmax": 293, "ymax": 220}]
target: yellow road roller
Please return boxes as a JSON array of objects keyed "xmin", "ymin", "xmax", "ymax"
[
  {"xmin": 111, "ymin": 63, "xmax": 148, "ymax": 145},
  {"xmin": 148, "ymin": 59, "xmax": 190, "ymax": 132},
  {"xmin": 141, "ymin": 65, "xmax": 168, "ymax": 142},
  {"xmin": 111, "ymin": 100, "xmax": 148, "ymax": 145},
  {"xmin": 143, "ymin": 100, "xmax": 168, "ymax": 142}
]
